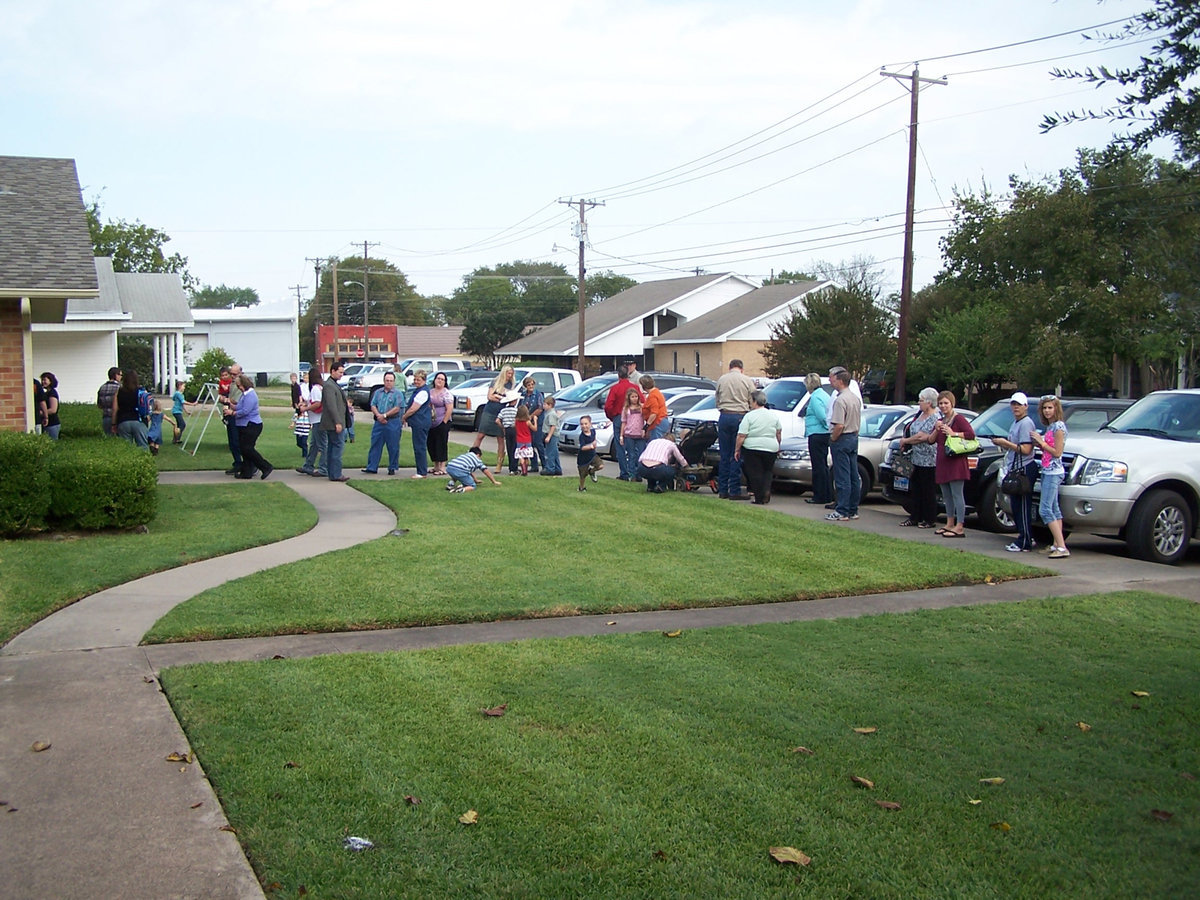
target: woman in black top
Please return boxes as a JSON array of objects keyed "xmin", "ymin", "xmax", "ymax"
[
  {"xmin": 112, "ymin": 370, "xmax": 149, "ymax": 448},
  {"xmin": 40, "ymin": 372, "xmax": 61, "ymax": 439}
]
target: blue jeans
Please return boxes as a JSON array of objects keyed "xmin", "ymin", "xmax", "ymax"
[
  {"xmin": 366, "ymin": 418, "xmax": 401, "ymax": 472},
  {"xmin": 1039, "ymin": 471, "xmax": 1063, "ymax": 523},
  {"xmin": 117, "ymin": 419, "xmax": 149, "ymax": 449},
  {"xmin": 543, "ymin": 434, "xmax": 562, "ymax": 474},
  {"xmin": 410, "ymin": 416, "xmax": 430, "ymax": 476},
  {"xmin": 638, "ymin": 461, "xmax": 677, "ymax": 491},
  {"xmin": 717, "ymin": 412, "xmax": 744, "ymax": 496},
  {"xmin": 302, "ymin": 425, "xmax": 327, "ymax": 474},
  {"xmin": 648, "ymin": 420, "xmax": 670, "ymax": 441},
  {"xmin": 622, "ymin": 436, "xmax": 646, "ymax": 479},
  {"xmin": 807, "ymin": 431, "xmax": 831, "ymax": 502},
  {"xmin": 325, "ymin": 429, "xmax": 346, "ymax": 479},
  {"xmin": 225, "ymin": 417, "xmax": 242, "ymax": 468},
  {"xmin": 831, "ymin": 432, "xmax": 860, "ymax": 517}
]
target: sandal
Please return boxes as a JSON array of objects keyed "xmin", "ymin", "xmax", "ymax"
[{"xmin": 898, "ymin": 518, "xmax": 917, "ymax": 527}]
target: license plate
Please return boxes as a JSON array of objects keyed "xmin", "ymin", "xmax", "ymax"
[{"xmin": 893, "ymin": 476, "xmax": 910, "ymax": 491}]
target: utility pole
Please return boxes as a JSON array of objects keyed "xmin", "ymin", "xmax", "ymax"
[
  {"xmin": 331, "ymin": 259, "xmax": 339, "ymax": 371},
  {"xmin": 880, "ymin": 64, "xmax": 946, "ymax": 403},
  {"xmin": 360, "ymin": 240, "xmax": 380, "ymax": 361},
  {"xmin": 558, "ymin": 199, "xmax": 603, "ymax": 375}
]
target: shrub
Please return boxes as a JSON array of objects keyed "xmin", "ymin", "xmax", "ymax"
[
  {"xmin": 59, "ymin": 401, "xmax": 106, "ymax": 438},
  {"xmin": 185, "ymin": 347, "xmax": 235, "ymax": 402},
  {"xmin": 0, "ymin": 433, "xmax": 54, "ymax": 536},
  {"xmin": 46, "ymin": 440, "xmax": 158, "ymax": 530}
]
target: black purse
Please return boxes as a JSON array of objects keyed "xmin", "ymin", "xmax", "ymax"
[{"xmin": 1000, "ymin": 468, "xmax": 1032, "ymax": 496}]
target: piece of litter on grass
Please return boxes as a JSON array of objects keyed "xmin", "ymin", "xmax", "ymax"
[
  {"xmin": 852, "ymin": 727, "xmax": 877, "ymax": 735},
  {"xmin": 343, "ymin": 836, "xmax": 374, "ymax": 851},
  {"xmin": 968, "ymin": 799, "xmax": 983, "ymax": 805},
  {"xmin": 663, "ymin": 630, "xmax": 682, "ymax": 638},
  {"xmin": 979, "ymin": 777, "xmax": 1005, "ymax": 785},
  {"xmin": 606, "ymin": 621, "xmax": 617, "ymax": 626},
  {"xmin": 1131, "ymin": 690, "xmax": 1151, "ymax": 698}
]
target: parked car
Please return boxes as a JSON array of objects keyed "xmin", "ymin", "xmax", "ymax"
[
  {"xmin": 552, "ymin": 372, "xmax": 716, "ymax": 417},
  {"xmin": 879, "ymin": 396, "xmax": 1134, "ymax": 532},
  {"xmin": 335, "ymin": 362, "xmax": 371, "ymax": 388},
  {"xmin": 1055, "ymin": 389, "xmax": 1200, "ymax": 564},
  {"xmin": 557, "ymin": 387, "xmax": 715, "ymax": 457},
  {"xmin": 396, "ymin": 357, "xmax": 473, "ymax": 387},
  {"xmin": 773, "ymin": 404, "xmax": 923, "ymax": 503},
  {"xmin": 347, "ymin": 362, "xmax": 399, "ymax": 409},
  {"xmin": 861, "ymin": 368, "xmax": 891, "ymax": 404},
  {"xmin": 451, "ymin": 367, "xmax": 582, "ymax": 430}
]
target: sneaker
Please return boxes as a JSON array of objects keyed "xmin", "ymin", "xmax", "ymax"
[
  {"xmin": 445, "ymin": 481, "xmax": 456, "ymax": 491},
  {"xmin": 1004, "ymin": 542, "xmax": 1026, "ymax": 552},
  {"xmin": 449, "ymin": 484, "xmax": 465, "ymax": 493},
  {"xmin": 411, "ymin": 474, "xmax": 425, "ymax": 479},
  {"xmin": 825, "ymin": 512, "xmax": 849, "ymax": 521},
  {"xmin": 848, "ymin": 514, "xmax": 860, "ymax": 520},
  {"xmin": 590, "ymin": 470, "xmax": 598, "ymax": 483},
  {"xmin": 578, "ymin": 485, "xmax": 587, "ymax": 492},
  {"xmin": 1048, "ymin": 547, "xmax": 1071, "ymax": 559}
]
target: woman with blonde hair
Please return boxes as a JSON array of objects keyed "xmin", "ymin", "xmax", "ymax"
[
  {"xmin": 1032, "ymin": 394, "xmax": 1069, "ymax": 558},
  {"xmin": 474, "ymin": 365, "xmax": 516, "ymax": 466}
]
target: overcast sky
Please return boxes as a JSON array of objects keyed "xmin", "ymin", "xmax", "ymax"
[{"xmin": 2, "ymin": 0, "xmax": 1156, "ymax": 314}]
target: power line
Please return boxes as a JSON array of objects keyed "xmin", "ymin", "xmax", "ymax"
[{"xmin": 884, "ymin": 15, "xmax": 1139, "ymax": 67}]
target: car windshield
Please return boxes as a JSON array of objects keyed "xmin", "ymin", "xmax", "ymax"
[
  {"xmin": 861, "ymin": 408, "xmax": 911, "ymax": 439},
  {"xmin": 341, "ymin": 364, "xmax": 367, "ymax": 378},
  {"xmin": 763, "ymin": 380, "xmax": 808, "ymax": 412},
  {"xmin": 456, "ymin": 378, "xmax": 491, "ymax": 389},
  {"xmin": 971, "ymin": 403, "xmax": 1043, "ymax": 438},
  {"xmin": 1104, "ymin": 392, "xmax": 1200, "ymax": 442},
  {"xmin": 684, "ymin": 394, "xmax": 718, "ymax": 413},
  {"xmin": 555, "ymin": 376, "xmax": 616, "ymax": 403}
]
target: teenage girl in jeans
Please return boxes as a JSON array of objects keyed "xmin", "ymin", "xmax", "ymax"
[{"xmin": 1032, "ymin": 395, "xmax": 1069, "ymax": 558}]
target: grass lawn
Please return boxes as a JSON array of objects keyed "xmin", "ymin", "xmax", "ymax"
[
  {"xmin": 144, "ymin": 476, "xmax": 1037, "ymax": 643},
  {"xmin": 161, "ymin": 591, "xmax": 1200, "ymax": 899},
  {"xmin": 0, "ymin": 483, "xmax": 316, "ymax": 646}
]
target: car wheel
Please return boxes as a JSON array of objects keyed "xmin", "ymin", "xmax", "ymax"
[
  {"xmin": 977, "ymin": 478, "xmax": 1016, "ymax": 533},
  {"xmin": 1126, "ymin": 489, "xmax": 1193, "ymax": 565},
  {"xmin": 857, "ymin": 461, "xmax": 871, "ymax": 506}
]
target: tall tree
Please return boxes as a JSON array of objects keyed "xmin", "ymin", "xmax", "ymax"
[
  {"xmin": 86, "ymin": 198, "xmax": 195, "ymax": 290},
  {"xmin": 1042, "ymin": 0, "xmax": 1200, "ymax": 161},
  {"xmin": 190, "ymin": 284, "xmax": 260, "ymax": 309},
  {"xmin": 584, "ymin": 271, "xmax": 638, "ymax": 304},
  {"xmin": 760, "ymin": 258, "xmax": 895, "ymax": 379}
]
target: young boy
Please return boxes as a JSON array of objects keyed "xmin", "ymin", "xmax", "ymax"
[
  {"xmin": 541, "ymin": 394, "xmax": 562, "ymax": 476},
  {"xmin": 445, "ymin": 446, "xmax": 502, "ymax": 493},
  {"xmin": 576, "ymin": 415, "xmax": 604, "ymax": 492},
  {"xmin": 498, "ymin": 397, "xmax": 520, "ymax": 474}
]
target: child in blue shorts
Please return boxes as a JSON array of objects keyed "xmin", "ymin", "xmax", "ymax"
[{"xmin": 445, "ymin": 446, "xmax": 502, "ymax": 493}]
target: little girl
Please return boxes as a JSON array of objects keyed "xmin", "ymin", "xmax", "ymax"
[
  {"xmin": 620, "ymin": 388, "xmax": 647, "ymax": 477},
  {"xmin": 147, "ymin": 398, "xmax": 165, "ymax": 456},
  {"xmin": 514, "ymin": 405, "xmax": 535, "ymax": 475}
]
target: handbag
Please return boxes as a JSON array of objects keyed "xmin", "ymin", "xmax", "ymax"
[
  {"xmin": 891, "ymin": 448, "xmax": 915, "ymax": 479},
  {"xmin": 1000, "ymin": 469, "xmax": 1032, "ymax": 496},
  {"xmin": 944, "ymin": 434, "xmax": 980, "ymax": 457}
]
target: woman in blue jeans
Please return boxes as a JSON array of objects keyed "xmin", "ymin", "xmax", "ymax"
[{"xmin": 1032, "ymin": 395, "xmax": 1069, "ymax": 558}]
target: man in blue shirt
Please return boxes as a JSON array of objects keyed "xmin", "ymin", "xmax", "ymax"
[{"xmin": 362, "ymin": 371, "xmax": 404, "ymax": 474}]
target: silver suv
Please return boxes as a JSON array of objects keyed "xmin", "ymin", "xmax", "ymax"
[{"xmin": 1057, "ymin": 389, "xmax": 1200, "ymax": 565}]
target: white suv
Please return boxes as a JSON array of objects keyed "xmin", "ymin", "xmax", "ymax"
[
  {"xmin": 451, "ymin": 367, "xmax": 582, "ymax": 430},
  {"xmin": 1057, "ymin": 389, "xmax": 1200, "ymax": 564}
]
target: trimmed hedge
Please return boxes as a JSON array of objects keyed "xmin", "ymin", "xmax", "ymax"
[
  {"xmin": 0, "ymin": 433, "xmax": 55, "ymax": 535},
  {"xmin": 0, "ymin": 434, "xmax": 158, "ymax": 536}
]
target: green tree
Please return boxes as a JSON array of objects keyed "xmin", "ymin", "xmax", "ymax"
[
  {"xmin": 86, "ymin": 198, "xmax": 195, "ymax": 290},
  {"xmin": 761, "ymin": 269, "xmax": 819, "ymax": 285},
  {"xmin": 190, "ymin": 284, "xmax": 260, "ymax": 309},
  {"xmin": 183, "ymin": 347, "xmax": 235, "ymax": 402},
  {"xmin": 1042, "ymin": 0, "xmax": 1200, "ymax": 161},
  {"xmin": 760, "ymin": 259, "xmax": 894, "ymax": 379},
  {"xmin": 584, "ymin": 271, "xmax": 638, "ymax": 304}
]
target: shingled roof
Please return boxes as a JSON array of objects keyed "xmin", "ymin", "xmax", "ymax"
[
  {"xmin": 499, "ymin": 273, "xmax": 755, "ymax": 356},
  {"xmin": 0, "ymin": 156, "xmax": 98, "ymax": 298},
  {"xmin": 655, "ymin": 280, "xmax": 831, "ymax": 343}
]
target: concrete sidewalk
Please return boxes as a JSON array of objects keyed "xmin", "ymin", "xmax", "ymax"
[{"xmin": 2, "ymin": 469, "xmax": 1196, "ymax": 900}]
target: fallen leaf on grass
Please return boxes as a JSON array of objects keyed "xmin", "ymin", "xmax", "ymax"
[
  {"xmin": 968, "ymin": 799, "xmax": 983, "ymax": 806},
  {"xmin": 459, "ymin": 809, "xmax": 479, "ymax": 825},
  {"xmin": 190, "ymin": 801, "xmax": 204, "ymax": 809},
  {"xmin": 606, "ymin": 621, "xmax": 617, "ymax": 626},
  {"xmin": 30, "ymin": 741, "xmax": 51, "ymax": 753},
  {"xmin": 1151, "ymin": 809, "xmax": 1174, "ymax": 822},
  {"xmin": 264, "ymin": 882, "xmax": 282, "ymax": 893},
  {"xmin": 663, "ymin": 630, "xmax": 682, "ymax": 638},
  {"xmin": 219, "ymin": 824, "xmax": 237, "ymax": 834},
  {"xmin": 404, "ymin": 795, "xmax": 421, "ymax": 806},
  {"xmin": 481, "ymin": 704, "xmax": 508, "ymax": 717},
  {"xmin": 769, "ymin": 846, "xmax": 811, "ymax": 866},
  {"xmin": 1076, "ymin": 722, "xmax": 1092, "ymax": 732},
  {"xmin": 875, "ymin": 800, "xmax": 901, "ymax": 811},
  {"xmin": 1180, "ymin": 773, "xmax": 1197, "ymax": 782},
  {"xmin": 1131, "ymin": 690, "xmax": 1151, "ymax": 698},
  {"xmin": 165, "ymin": 751, "xmax": 192, "ymax": 764},
  {"xmin": 791, "ymin": 746, "xmax": 815, "ymax": 756},
  {"xmin": 979, "ymin": 777, "xmax": 1005, "ymax": 785},
  {"xmin": 652, "ymin": 849, "xmax": 667, "ymax": 860},
  {"xmin": 271, "ymin": 654, "xmax": 287, "ymax": 660},
  {"xmin": 284, "ymin": 761, "xmax": 301, "ymax": 768},
  {"xmin": 852, "ymin": 727, "xmax": 877, "ymax": 735},
  {"xmin": 851, "ymin": 776, "xmax": 875, "ymax": 789},
  {"xmin": 990, "ymin": 821, "xmax": 1011, "ymax": 832}
]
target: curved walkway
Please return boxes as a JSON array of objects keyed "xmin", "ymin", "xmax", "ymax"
[{"xmin": 2, "ymin": 471, "xmax": 1197, "ymax": 900}]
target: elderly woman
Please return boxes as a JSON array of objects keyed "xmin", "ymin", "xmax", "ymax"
[
  {"xmin": 896, "ymin": 387, "xmax": 940, "ymax": 528},
  {"xmin": 934, "ymin": 389, "xmax": 976, "ymax": 538},
  {"xmin": 803, "ymin": 373, "xmax": 832, "ymax": 505},
  {"xmin": 735, "ymin": 390, "xmax": 782, "ymax": 504},
  {"xmin": 230, "ymin": 373, "xmax": 273, "ymax": 479},
  {"xmin": 475, "ymin": 366, "xmax": 516, "ymax": 467}
]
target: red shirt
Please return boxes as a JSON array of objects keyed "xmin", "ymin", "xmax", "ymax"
[
  {"xmin": 604, "ymin": 378, "xmax": 643, "ymax": 421},
  {"xmin": 515, "ymin": 420, "xmax": 532, "ymax": 444}
]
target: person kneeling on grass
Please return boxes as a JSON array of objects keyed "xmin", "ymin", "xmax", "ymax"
[{"xmin": 445, "ymin": 446, "xmax": 502, "ymax": 493}]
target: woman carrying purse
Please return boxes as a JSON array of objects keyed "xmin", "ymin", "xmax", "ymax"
[{"xmin": 993, "ymin": 391, "xmax": 1038, "ymax": 552}]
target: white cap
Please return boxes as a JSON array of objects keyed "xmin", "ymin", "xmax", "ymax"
[{"xmin": 1008, "ymin": 391, "xmax": 1029, "ymax": 406}]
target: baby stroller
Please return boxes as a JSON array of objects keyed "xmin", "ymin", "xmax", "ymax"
[{"xmin": 675, "ymin": 422, "xmax": 719, "ymax": 492}]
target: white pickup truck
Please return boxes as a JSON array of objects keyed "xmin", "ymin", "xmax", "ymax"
[
  {"xmin": 451, "ymin": 367, "xmax": 582, "ymax": 430},
  {"xmin": 1056, "ymin": 389, "xmax": 1200, "ymax": 565}
]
